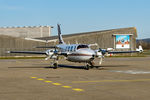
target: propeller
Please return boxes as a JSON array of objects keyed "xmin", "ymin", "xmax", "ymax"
[
  {"xmin": 45, "ymin": 49, "xmax": 58, "ymax": 60},
  {"xmin": 95, "ymin": 48, "xmax": 108, "ymax": 65},
  {"xmin": 95, "ymin": 49, "xmax": 103, "ymax": 65}
]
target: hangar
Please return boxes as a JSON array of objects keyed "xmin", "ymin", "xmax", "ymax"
[
  {"xmin": 36, "ymin": 27, "xmax": 137, "ymax": 51},
  {"xmin": 0, "ymin": 26, "xmax": 137, "ymax": 57}
]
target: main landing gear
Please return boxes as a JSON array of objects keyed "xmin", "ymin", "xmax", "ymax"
[
  {"xmin": 51, "ymin": 57, "xmax": 58, "ymax": 69},
  {"xmin": 85, "ymin": 64, "xmax": 90, "ymax": 70},
  {"xmin": 53, "ymin": 63, "xmax": 58, "ymax": 69}
]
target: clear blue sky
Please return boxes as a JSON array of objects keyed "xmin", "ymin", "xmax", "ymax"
[{"xmin": 0, "ymin": 0, "xmax": 150, "ymax": 39}]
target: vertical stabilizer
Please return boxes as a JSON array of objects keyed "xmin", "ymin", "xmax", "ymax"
[{"xmin": 57, "ymin": 24, "xmax": 65, "ymax": 44}]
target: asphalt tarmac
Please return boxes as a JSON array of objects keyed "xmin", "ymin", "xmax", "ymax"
[{"xmin": 0, "ymin": 57, "xmax": 150, "ymax": 100}]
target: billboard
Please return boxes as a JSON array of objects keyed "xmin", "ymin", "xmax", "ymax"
[{"xmin": 116, "ymin": 35, "xmax": 130, "ymax": 49}]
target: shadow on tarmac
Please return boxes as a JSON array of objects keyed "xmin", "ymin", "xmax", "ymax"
[
  {"xmin": 8, "ymin": 64, "xmax": 129, "ymax": 69},
  {"xmin": 8, "ymin": 66, "xmax": 54, "ymax": 69},
  {"xmin": 102, "ymin": 65, "xmax": 130, "ymax": 67},
  {"xmin": 8, "ymin": 64, "xmax": 101, "ymax": 69}
]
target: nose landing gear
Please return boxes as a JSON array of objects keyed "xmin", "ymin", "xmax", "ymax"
[
  {"xmin": 85, "ymin": 61, "xmax": 94, "ymax": 70},
  {"xmin": 85, "ymin": 61, "xmax": 100, "ymax": 70},
  {"xmin": 51, "ymin": 57, "xmax": 58, "ymax": 69}
]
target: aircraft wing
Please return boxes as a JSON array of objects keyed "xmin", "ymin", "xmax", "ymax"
[
  {"xmin": 107, "ymin": 46, "xmax": 143, "ymax": 54},
  {"xmin": 7, "ymin": 51, "xmax": 46, "ymax": 55},
  {"xmin": 8, "ymin": 50, "xmax": 68, "ymax": 57},
  {"xmin": 36, "ymin": 46, "xmax": 58, "ymax": 48},
  {"xmin": 108, "ymin": 51, "xmax": 139, "ymax": 54}
]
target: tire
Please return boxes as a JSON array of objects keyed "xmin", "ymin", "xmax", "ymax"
[
  {"xmin": 85, "ymin": 65, "xmax": 90, "ymax": 70},
  {"xmin": 53, "ymin": 63, "xmax": 58, "ymax": 69}
]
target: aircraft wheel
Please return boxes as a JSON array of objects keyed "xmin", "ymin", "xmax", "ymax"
[
  {"xmin": 53, "ymin": 63, "xmax": 58, "ymax": 69},
  {"xmin": 95, "ymin": 66, "xmax": 99, "ymax": 69},
  {"xmin": 90, "ymin": 66, "xmax": 94, "ymax": 69},
  {"xmin": 85, "ymin": 64, "xmax": 90, "ymax": 70}
]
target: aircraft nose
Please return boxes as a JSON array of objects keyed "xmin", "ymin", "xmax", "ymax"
[
  {"xmin": 89, "ymin": 50, "xmax": 96, "ymax": 56},
  {"xmin": 79, "ymin": 49, "xmax": 95, "ymax": 56}
]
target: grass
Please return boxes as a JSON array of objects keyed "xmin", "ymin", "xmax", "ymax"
[{"xmin": 142, "ymin": 50, "xmax": 150, "ymax": 55}]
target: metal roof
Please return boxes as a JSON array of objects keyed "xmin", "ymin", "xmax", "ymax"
[{"xmin": 35, "ymin": 27, "xmax": 137, "ymax": 41}]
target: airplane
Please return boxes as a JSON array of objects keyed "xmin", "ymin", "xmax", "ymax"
[{"xmin": 8, "ymin": 24, "xmax": 143, "ymax": 70}]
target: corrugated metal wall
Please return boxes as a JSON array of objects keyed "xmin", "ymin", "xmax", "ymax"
[
  {"xmin": 0, "ymin": 35, "xmax": 55, "ymax": 57},
  {"xmin": 63, "ymin": 27, "xmax": 137, "ymax": 51},
  {"xmin": 0, "ymin": 26, "xmax": 52, "ymax": 38}
]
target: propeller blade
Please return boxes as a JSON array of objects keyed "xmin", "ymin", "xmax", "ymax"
[
  {"xmin": 45, "ymin": 56, "xmax": 51, "ymax": 60},
  {"xmin": 99, "ymin": 57, "xmax": 103, "ymax": 65}
]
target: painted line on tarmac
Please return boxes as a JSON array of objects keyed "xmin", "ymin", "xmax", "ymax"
[
  {"xmin": 45, "ymin": 81, "xmax": 53, "ymax": 83},
  {"xmin": 37, "ymin": 78, "xmax": 44, "ymax": 81},
  {"xmin": 111, "ymin": 70, "xmax": 150, "ymax": 74},
  {"xmin": 72, "ymin": 79, "xmax": 150, "ymax": 83},
  {"xmin": 62, "ymin": 86, "xmax": 72, "ymax": 88},
  {"xmin": 72, "ymin": 88, "xmax": 84, "ymax": 92},
  {"xmin": 52, "ymin": 83, "xmax": 62, "ymax": 85},
  {"xmin": 30, "ymin": 76, "xmax": 84, "ymax": 92},
  {"xmin": 31, "ymin": 77, "xmax": 37, "ymax": 79}
]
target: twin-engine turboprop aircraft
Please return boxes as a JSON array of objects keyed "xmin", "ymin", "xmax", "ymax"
[{"xmin": 8, "ymin": 24, "xmax": 143, "ymax": 70}]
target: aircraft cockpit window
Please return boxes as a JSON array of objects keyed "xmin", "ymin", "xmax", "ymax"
[{"xmin": 77, "ymin": 45, "xmax": 89, "ymax": 49}]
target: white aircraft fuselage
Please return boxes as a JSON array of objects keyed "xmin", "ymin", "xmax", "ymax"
[{"xmin": 54, "ymin": 44, "xmax": 96, "ymax": 62}]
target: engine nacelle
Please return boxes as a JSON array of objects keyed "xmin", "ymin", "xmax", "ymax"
[
  {"xmin": 45, "ymin": 49, "xmax": 58, "ymax": 60},
  {"xmin": 46, "ymin": 49, "xmax": 54, "ymax": 56},
  {"xmin": 95, "ymin": 51, "xmax": 102, "ymax": 58}
]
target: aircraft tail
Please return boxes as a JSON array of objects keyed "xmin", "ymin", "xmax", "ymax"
[{"xmin": 57, "ymin": 24, "xmax": 65, "ymax": 44}]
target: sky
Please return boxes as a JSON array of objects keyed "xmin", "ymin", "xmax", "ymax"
[{"xmin": 0, "ymin": 0, "xmax": 150, "ymax": 39}]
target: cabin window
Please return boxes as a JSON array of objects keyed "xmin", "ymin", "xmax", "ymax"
[
  {"xmin": 68, "ymin": 46, "xmax": 70, "ymax": 51},
  {"xmin": 71, "ymin": 46, "xmax": 73, "ymax": 51},
  {"xmin": 77, "ymin": 45, "xmax": 89, "ymax": 49},
  {"xmin": 74, "ymin": 46, "xmax": 76, "ymax": 51},
  {"xmin": 66, "ymin": 47, "xmax": 68, "ymax": 51}
]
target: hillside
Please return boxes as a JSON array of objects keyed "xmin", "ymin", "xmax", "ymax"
[
  {"xmin": 136, "ymin": 38, "xmax": 150, "ymax": 49},
  {"xmin": 137, "ymin": 38, "xmax": 150, "ymax": 43}
]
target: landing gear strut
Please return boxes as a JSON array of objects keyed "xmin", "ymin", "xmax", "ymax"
[
  {"xmin": 84, "ymin": 61, "xmax": 100, "ymax": 70},
  {"xmin": 53, "ymin": 63, "xmax": 58, "ymax": 69},
  {"xmin": 52, "ymin": 57, "xmax": 58, "ymax": 69},
  {"xmin": 85, "ymin": 63, "xmax": 90, "ymax": 70},
  {"xmin": 89, "ymin": 61, "xmax": 95, "ymax": 68}
]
